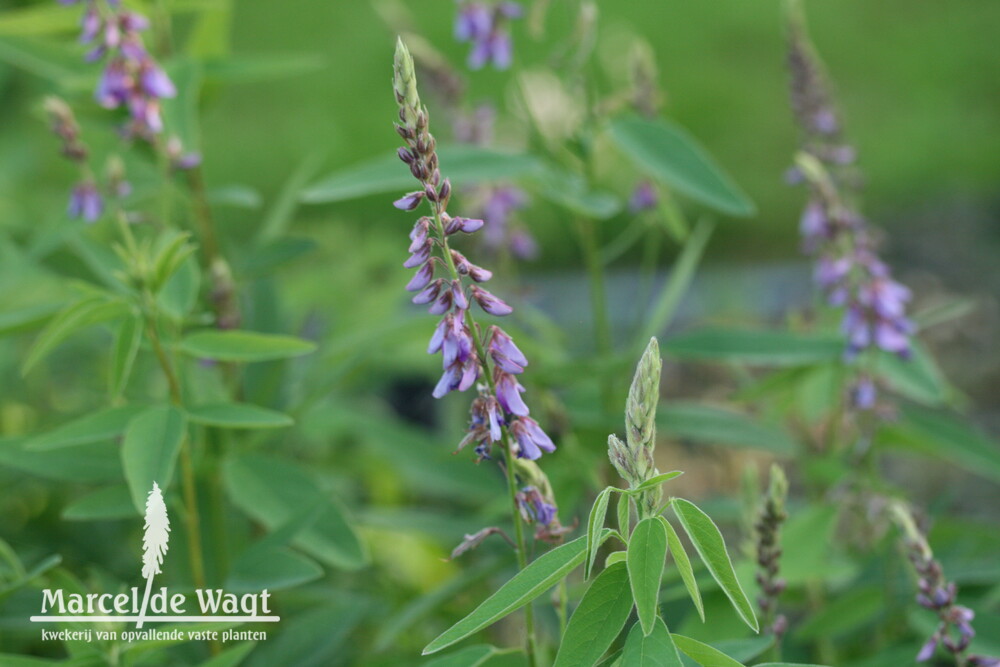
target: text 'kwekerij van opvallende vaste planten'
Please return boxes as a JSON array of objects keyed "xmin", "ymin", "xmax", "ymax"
[{"xmin": 0, "ymin": 0, "xmax": 998, "ymax": 665}]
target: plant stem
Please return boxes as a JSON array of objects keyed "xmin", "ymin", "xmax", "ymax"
[
  {"xmin": 143, "ymin": 301, "xmax": 206, "ymax": 593},
  {"xmin": 429, "ymin": 205, "xmax": 538, "ymax": 667}
]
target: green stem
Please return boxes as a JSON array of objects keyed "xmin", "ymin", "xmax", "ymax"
[{"xmin": 429, "ymin": 204, "xmax": 538, "ymax": 667}]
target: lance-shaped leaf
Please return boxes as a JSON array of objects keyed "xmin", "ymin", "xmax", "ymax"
[
  {"xmin": 659, "ymin": 516, "xmax": 703, "ymax": 622},
  {"xmin": 121, "ymin": 406, "xmax": 186, "ymax": 511},
  {"xmin": 110, "ymin": 313, "xmax": 142, "ymax": 399},
  {"xmin": 671, "ymin": 634, "xmax": 745, "ymax": 667},
  {"xmin": 586, "ymin": 486, "xmax": 614, "ymax": 580},
  {"xmin": 627, "ymin": 518, "xmax": 667, "ymax": 635},
  {"xmin": 178, "ymin": 330, "xmax": 316, "ymax": 362},
  {"xmin": 423, "ymin": 531, "xmax": 611, "ymax": 655},
  {"xmin": 622, "ymin": 618, "xmax": 684, "ymax": 667},
  {"xmin": 22, "ymin": 296, "xmax": 128, "ymax": 375},
  {"xmin": 672, "ymin": 499, "xmax": 758, "ymax": 632},
  {"xmin": 553, "ymin": 562, "xmax": 634, "ymax": 667},
  {"xmin": 617, "ymin": 492, "xmax": 632, "ymax": 537},
  {"xmin": 609, "ymin": 115, "xmax": 755, "ymax": 217},
  {"xmin": 186, "ymin": 402, "xmax": 293, "ymax": 429}
]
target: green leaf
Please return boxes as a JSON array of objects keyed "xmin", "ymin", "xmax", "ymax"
[
  {"xmin": 22, "ymin": 296, "xmax": 128, "ymax": 375},
  {"xmin": 622, "ymin": 618, "xmax": 684, "ymax": 667},
  {"xmin": 0, "ymin": 438, "xmax": 122, "ymax": 482},
  {"xmin": 423, "ymin": 531, "xmax": 611, "ymax": 655},
  {"xmin": 794, "ymin": 586, "xmax": 885, "ymax": 640},
  {"xmin": 554, "ymin": 562, "xmax": 635, "ymax": 667},
  {"xmin": 223, "ymin": 454, "xmax": 367, "ymax": 571},
  {"xmin": 156, "ymin": 254, "xmax": 201, "ymax": 320},
  {"xmin": 609, "ymin": 115, "xmax": 755, "ymax": 217},
  {"xmin": 0, "ymin": 303, "xmax": 61, "ymax": 337},
  {"xmin": 226, "ymin": 545, "xmax": 322, "ymax": 593},
  {"xmin": 25, "ymin": 405, "xmax": 145, "ymax": 451},
  {"xmin": 637, "ymin": 219, "xmax": 713, "ymax": 346},
  {"xmin": 629, "ymin": 472, "xmax": 684, "ymax": 495},
  {"xmin": 617, "ymin": 493, "xmax": 632, "ymax": 538},
  {"xmin": 672, "ymin": 499, "xmax": 758, "ymax": 632},
  {"xmin": 755, "ymin": 664, "xmax": 831, "ymax": 667},
  {"xmin": 877, "ymin": 406, "xmax": 1000, "ymax": 484},
  {"xmin": 535, "ymin": 168, "xmax": 621, "ymax": 219},
  {"xmin": 0, "ymin": 5, "xmax": 78, "ymax": 36},
  {"xmin": 658, "ymin": 403, "xmax": 798, "ymax": 456},
  {"xmin": 659, "ymin": 517, "xmax": 703, "ymax": 622},
  {"xmin": 605, "ymin": 552, "xmax": 627, "ymax": 567},
  {"xmin": 671, "ymin": 634, "xmax": 745, "ymax": 667},
  {"xmin": 425, "ymin": 645, "xmax": 512, "ymax": 667},
  {"xmin": 875, "ymin": 342, "xmax": 950, "ymax": 407},
  {"xmin": 664, "ymin": 329, "xmax": 842, "ymax": 366},
  {"xmin": 109, "ymin": 314, "xmax": 142, "ymax": 399},
  {"xmin": 628, "ymin": 518, "xmax": 668, "ymax": 636},
  {"xmin": 178, "ymin": 330, "xmax": 316, "ymax": 362},
  {"xmin": 62, "ymin": 485, "xmax": 135, "ymax": 521},
  {"xmin": 121, "ymin": 406, "xmax": 186, "ymax": 511},
  {"xmin": 586, "ymin": 487, "xmax": 614, "ymax": 580},
  {"xmin": 302, "ymin": 145, "xmax": 543, "ymax": 204},
  {"xmin": 187, "ymin": 403, "xmax": 293, "ymax": 429},
  {"xmin": 208, "ymin": 185, "xmax": 262, "ymax": 209}
]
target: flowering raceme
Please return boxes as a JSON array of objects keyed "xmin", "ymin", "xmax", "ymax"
[
  {"xmin": 786, "ymin": 10, "xmax": 914, "ymax": 407},
  {"xmin": 393, "ymin": 39, "xmax": 554, "ymax": 471},
  {"xmin": 62, "ymin": 0, "xmax": 175, "ymax": 139}
]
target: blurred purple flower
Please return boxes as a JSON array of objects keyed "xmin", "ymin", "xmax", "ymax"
[
  {"xmin": 68, "ymin": 182, "xmax": 103, "ymax": 222},
  {"xmin": 628, "ymin": 181, "xmax": 658, "ymax": 214},
  {"xmin": 455, "ymin": 1, "xmax": 522, "ymax": 70},
  {"xmin": 61, "ymin": 0, "xmax": 179, "ymax": 141},
  {"xmin": 517, "ymin": 486, "xmax": 557, "ymax": 525}
]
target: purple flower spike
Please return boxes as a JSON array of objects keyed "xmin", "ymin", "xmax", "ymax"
[
  {"xmin": 510, "ymin": 417, "xmax": 555, "ymax": 460},
  {"xmin": 68, "ymin": 182, "xmax": 103, "ymax": 222},
  {"xmin": 471, "ymin": 285, "xmax": 513, "ymax": 316}
]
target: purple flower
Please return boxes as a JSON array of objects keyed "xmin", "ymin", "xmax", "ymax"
[
  {"xmin": 510, "ymin": 417, "xmax": 555, "ymax": 460},
  {"xmin": 916, "ymin": 635, "xmax": 938, "ymax": 662},
  {"xmin": 517, "ymin": 486, "xmax": 557, "ymax": 525},
  {"xmin": 394, "ymin": 191, "xmax": 424, "ymax": 211},
  {"xmin": 68, "ymin": 182, "xmax": 103, "ymax": 222},
  {"xmin": 850, "ymin": 376, "xmax": 877, "ymax": 410},
  {"xmin": 628, "ymin": 181, "xmax": 658, "ymax": 214},
  {"xmin": 454, "ymin": 1, "xmax": 521, "ymax": 70},
  {"xmin": 139, "ymin": 64, "xmax": 175, "ymax": 99},
  {"xmin": 471, "ymin": 285, "xmax": 513, "ymax": 316},
  {"xmin": 488, "ymin": 326, "xmax": 528, "ymax": 374},
  {"xmin": 406, "ymin": 261, "xmax": 434, "ymax": 292},
  {"xmin": 495, "ymin": 371, "xmax": 529, "ymax": 416}
]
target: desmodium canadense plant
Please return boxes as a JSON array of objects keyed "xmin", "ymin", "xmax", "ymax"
[
  {"xmin": 421, "ymin": 339, "xmax": 771, "ymax": 665},
  {"xmin": 393, "ymin": 37, "xmax": 562, "ymax": 664}
]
